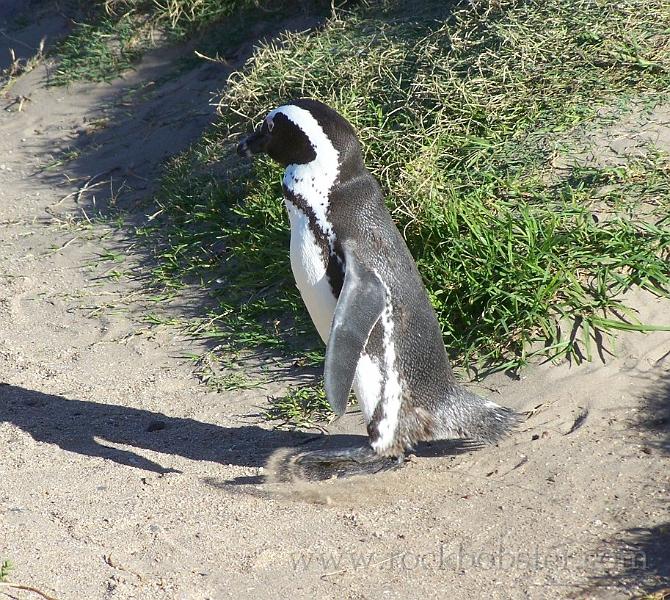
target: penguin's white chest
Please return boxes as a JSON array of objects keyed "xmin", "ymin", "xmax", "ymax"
[{"xmin": 285, "ymin": 201, "xmax": 337, "ymax": 343}]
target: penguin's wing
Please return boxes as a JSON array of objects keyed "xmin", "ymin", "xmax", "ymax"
[{"xmin": 325, "ymin": 242, "xmax": 386, "ymax": 416}]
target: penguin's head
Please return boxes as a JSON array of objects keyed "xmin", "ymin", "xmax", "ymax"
[{"xmin": 237, "ymin": 98, "xmax": 361, "ymax": 168}]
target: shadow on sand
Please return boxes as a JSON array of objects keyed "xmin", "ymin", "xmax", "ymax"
[
  {"xmin": 579, "ymin": 367, "xmax": 670, "ymax": 596},
  {"xmin": 0, "ymin": 382, "xmax": 331, "ymax": 474},
  {"xmin": 579, "ymin": 522, "xmax": 670, "ymax": 598},
  {"xmin": 0, "ymin": 383, "xmax": 478, "ymax": 476},
  {"xmin": 637, "ymin": 364, "xmax": 670, "ymax": 455}
]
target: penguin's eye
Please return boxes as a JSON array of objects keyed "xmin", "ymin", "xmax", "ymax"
[{"xmin": 266, "ymin": 118, "xmax": 274, "ymax": 133}]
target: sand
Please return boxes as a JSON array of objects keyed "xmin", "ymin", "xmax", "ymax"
[{"xmin": 0, "ymin": 6, "xmax": 668, "ymax": 600}]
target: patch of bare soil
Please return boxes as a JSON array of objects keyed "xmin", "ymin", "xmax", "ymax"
[{"xmin": 1, "ymin": 8, "xmax": 668, "ymax": 600}]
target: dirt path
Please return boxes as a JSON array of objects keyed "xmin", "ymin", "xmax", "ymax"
[{"xmin": 1, "ymin": 11, "xmax": 669, "ymax": 600}]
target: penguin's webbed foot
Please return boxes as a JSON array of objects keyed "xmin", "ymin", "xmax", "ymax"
[{"xmin": 266, "ymin": 445, "xmax": 404, "ymax": 482}]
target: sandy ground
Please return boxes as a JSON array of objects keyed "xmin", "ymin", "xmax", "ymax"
[{"xmin": 1, "ymin": 6, "xmax": 669, "ymax": 600}]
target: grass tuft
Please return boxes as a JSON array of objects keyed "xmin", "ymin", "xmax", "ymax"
[
  {"xmin": 50, "ymin": 0, "xmax": 335, "ymax": 85},
  {"xmin": 0, "ymin": 560, "xmax": 11, "ymax": 582},
  {"xmin": 0, "ymin": 39, "xmax": 45, "ymax": 94},
  {"xmin": 103, "ymin": 0, "xmax": 261, "ymax": 36},
  {"xmin": 50, "ymin": 13, "xmax": 148, "ymax": 85},
  {"xmin": 264, "ymin": 384, "xmax": 334, "ymax": 429}
]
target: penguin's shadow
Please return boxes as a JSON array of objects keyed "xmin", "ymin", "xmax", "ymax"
[
  {"xmin": 0, "ymin": 383, "xmax": 478, "ymax": 478},
  {"xmin": 0, "ymin": 383, "xmax": 322, "ymax": 474}
]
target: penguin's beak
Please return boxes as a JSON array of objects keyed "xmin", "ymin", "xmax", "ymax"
[{"xmin": 237, "ymin": 129, "xmax": 269, "ymax": 158}]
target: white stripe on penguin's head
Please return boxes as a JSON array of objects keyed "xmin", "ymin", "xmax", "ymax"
[
  {"xmin": 271, "ymin": 104, "xmax": 340, "ymax": 241},
  {"xmin": 268, "ymin": 104, "xmax": 340, "ymax": 170}
]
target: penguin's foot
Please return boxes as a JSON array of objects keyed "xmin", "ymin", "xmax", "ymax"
[{"xmin": 266, "ymin": 445, "xmax": 404, "ymax": 483}]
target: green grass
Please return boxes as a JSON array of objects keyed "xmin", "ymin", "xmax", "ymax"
[
  {"xmin": 103, "ymin": 0, "xmax": 262, "ymax": 36},
  {"xmin": 264, "ymin": 384, "xmax": 334, "ymax": 430},
  {"xmin": 50, "ymin": 0, "xmax": 334, "ymax": 85},
  {"xmin": 53, "ymin": 0, "xmax": 670, "ymax": 425},
  {"xmin": 0, "ymin": 560, "xmax": 11, "ymax": 582},
  {"xmin": 49, "ymin": 1, "xmax": 240, "ymax": 85},
  {"xmin": 51, "ymin": 13, "xmax": 147, "ymax": 85}
]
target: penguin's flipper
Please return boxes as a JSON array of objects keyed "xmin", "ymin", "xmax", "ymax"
[{"xmin": 325, "ymin": 243, "xmax": 386, "ymax": 415}]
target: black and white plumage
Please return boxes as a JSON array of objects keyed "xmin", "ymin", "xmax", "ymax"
[{"xmin": 237, "ymin": 98, "xmax": 518, "ymax": 479}]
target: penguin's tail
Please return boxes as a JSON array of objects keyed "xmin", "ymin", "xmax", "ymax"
[
  {"xmin": 265, "ymin": 445, "xmax": 404, "ymax": 483},
  {"xmin": 433, "ymin": 386, "xmax": 520, "ymax": 444}
]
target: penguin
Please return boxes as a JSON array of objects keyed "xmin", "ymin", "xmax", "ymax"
[{"xmin": 237, "ymin": 98, "xmax": 518, "ymax": 480}]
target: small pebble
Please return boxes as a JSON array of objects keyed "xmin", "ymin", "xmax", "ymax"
[{"xmin": 146, "ymin": 420, "xmax": 166, "ymax": 432}]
